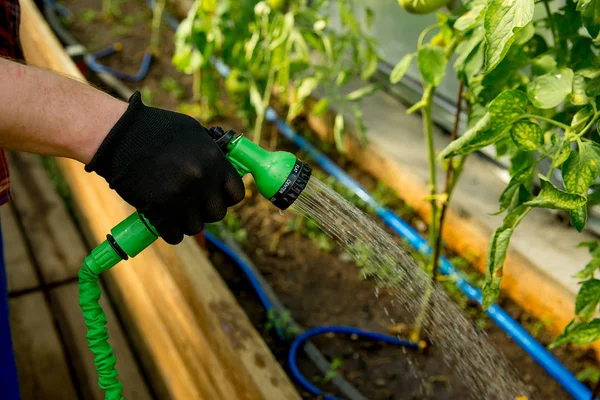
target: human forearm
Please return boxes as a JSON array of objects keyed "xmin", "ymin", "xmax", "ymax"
[{"xmin": 0, "ymin": 57, "xmax": 127, "ymax": 163}]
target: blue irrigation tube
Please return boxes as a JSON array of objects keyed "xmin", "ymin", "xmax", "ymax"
[
  {"xmin": 145, "ymin": 3, "xmax": 597, "ymax": 399},
  {"xmin": 204, "ymin": 232, "xmax": 418, "ymax": 398},
  {"xmin": 264, "ymin": 108, "xmax": 596, "ymax": 400},
  {"xmin": 204, "ymin": 232, "xmax": 275, "ymax": 313},
  {"xmin": 85, "ymin": 43, "xmax": 152, "ymax": 83},
  {"xmin": 288, "ymin": 326, "xmax": 420, "ymax": 400}
]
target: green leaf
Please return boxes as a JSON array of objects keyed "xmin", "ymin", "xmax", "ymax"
[
  {"xmin": 346, "ymin": 84, "xmax": 380, "ymax": 102},
  {"xmin": 580, "ymin": 0, "xmax": 600, "ymax": 39},
  {"xmin": 550, "ymin": 319, "xmax": 600, "ymax": 347},
  {"xmin": 576, "ymin": 279, "xmax": 600, "ymax": 319},
  {"xmin": 562, "ymin": 141, "xmax": 600, "ymax": 195},
  {"xmin": 335, "ymin": 71, "xmax": 349, "ymax": 87},
  {"xmin": 454, "ymin": 4, "xmax": 485, "ymax": 32},
  {"xmin": 575, "ymin": 256, "xmax": 600, "ymax": 279},
  {"xmin": 571, "ymin": 206, "xmax": 588, "ymax": 232},
  {"xmin": 439, "ymin": 113, "xmax": 507, "ymax": 158},
  {"xmin": 333, "ymin": 113, "xmax": 345, "ymax": 153},
  {"xmin": 524, "ymin": 177, "xmax": 587, "ymax": 210},
  {"xmin": 578, "ymin": 68, "xmax": 600, "ymax": 79},
  {"xmin": 296, "ymin": 77, "xmax": 319, "ymax": 103},
  {"xmin": 527, "ymin": 69, "xmax": 574, "ymax": 109},
  {"xmin": 532, "ymin": 54, "xmax": 557, "ymax": 76},
  {"xmin": 496, "ymin": 178, "xmax": 533, "ymax": 214},
  {"xmin": 311, "ymin": 98, "xmax": 330, "ymax": 117},
  {"xmin": 488, "ymin": 89, "xmax": 529, "ymax": 125},
  {"xmin": 439, "ymin": 91, "xmax": 527, "ymax": 158},
  {"xmin": 390, "ymin": 54, "xmax": 414, "ymax": 84},
  {"xmin": 454, "ymin": 27, "xmax": 484, "ymax": 76},
  {"xmin": 361, "ymin": 50, "xmax": 378, "ymax": 81},
  {"xmin": 586, "ymin": 76, "xmax": 600, "ymax": 97},
  {"xmin": 417, "ymin": 45, "xmax": 447, "ymax": 87},
  {"xmin": 572, "ymin": 74, "xmax": 590, "ymax": 106},
  {"xmin": 576, "ymin": 367, "xmax": 600, "ymax": 384},
  {"xmin": 579, "ymin": 240, "xmax": 600, "ymax": 251},
  {"xmin": 483, "ymin": 0, "xmax": 534, "ymax": 72},
  {"xmin": 552, "ymin": 141, "xmax": 572, "ymax": 169},
  {"xmin": 482, "ymin": 205, "xmax": 529, "ymax": 308},
  {"xmin": 570, "ymin": 106, "xmax": 594, "ymax": 135},
  {"xmin": 510, "ymin": 121, "xmax": 543, "ymax": 151},
  {"xmin": 514, "ymin": 21, "xmax": 535, "ymax": 45},
  {"xmin": 482, "ymin": 226, "xmax": 515, "ymax": 309}
]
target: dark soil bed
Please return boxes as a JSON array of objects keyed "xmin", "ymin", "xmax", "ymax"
[{"xmin": 55, "ymin": 0, "xmax": 599, "ymax": 398}]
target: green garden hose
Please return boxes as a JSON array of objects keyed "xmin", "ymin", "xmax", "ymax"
[
  {"xmin": 79, "ymin": 251, "xmax": 123, "ymax": 400},
  {"xmin": 78, "ymin": 130, "xmax": 312, "ymax": 399}
]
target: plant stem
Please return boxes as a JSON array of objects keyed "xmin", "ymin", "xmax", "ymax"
[
  {"xmin": 430, "ymin": 80, "xmax": 464, "ymax": 282},
  {"xmin": 150, "ymin": 0, "xmax": 166, "ymax": 56},
  {"xmin": 254, "ymin": 67, "xmax": 276, "ymax": 143},
  {"xmin": 422, "ymin": 85, "xmax": 438, "ymax": 263},
  {"xmin": 411, "ymin": 39, "xmax": 458, "ymax": 343},
  {"xmin": 417, "ymin": 24, "xmax": 440, "ymax": 49},
  {"xmin": 521, "ymin": 114, "xmax": 570, "ymax": 130},
  {"xmin": 572, "ymin": 111, "xmax": 600, "ymax": 140},
  {"xmin": 542, "ymin": 0, "xmax": 559, "ymax": 49}
]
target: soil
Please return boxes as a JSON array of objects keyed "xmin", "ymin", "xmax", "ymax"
[{"xmin": 55, "ymin": 0, "xmax": 599, "ymax": 398}]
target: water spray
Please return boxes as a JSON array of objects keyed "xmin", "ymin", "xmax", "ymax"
[{"xmin": 78, "ymin": 128, "xmax": 312, "ymax": 400}]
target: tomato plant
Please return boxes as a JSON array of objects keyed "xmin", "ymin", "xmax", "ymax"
[
  {"xmin": 173, "ymin": 0, "xmax": 378, "ymax": 146},
  {"xmin": 394, "ymin": 0, "xmax": 600, "ymax": 344}
]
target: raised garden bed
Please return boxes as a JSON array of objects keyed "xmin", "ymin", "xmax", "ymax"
[{"xmin": 39, "ymin": 0, "xmax": 600, "ymax": 398}]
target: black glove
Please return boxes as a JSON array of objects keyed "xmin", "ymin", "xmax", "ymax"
[{"xmin": 85, "ymin": 91, "xmax": 245, "ymax": 244}]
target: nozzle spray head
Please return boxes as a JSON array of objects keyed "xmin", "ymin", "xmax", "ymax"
[{"xmin": 209, "ymin": 126, "xmax": 312, "ymax": 210}]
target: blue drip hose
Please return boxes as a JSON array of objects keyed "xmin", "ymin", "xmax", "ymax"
[
  {"xmin": 264, "ymin": 108, "xmax": 596, "ymax": 400},
  {"xmin": 204, "ymin": 232, "xmax": 419, "ymax": 398},
  {"xmin": 288, "ymin": 326, "xmax": 420, "ymax": 400},
  {"xmin": 85, "ymin": 44, "xmax": 152, "ymax": 83}
]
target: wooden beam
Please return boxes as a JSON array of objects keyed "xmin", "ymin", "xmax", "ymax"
[
  {"xmin": 2, "ymin": 204, "xmax": 39, "ymax": 294},
  {"xmin": 7, "ymin": 152, "xmax": 86, "ymax": 283},
  {"xmin": 19, "ymin": 0, "xmax": 301, "ymax": 398},
  {"xmin": 9, "ymin": 292, "xmax": 79, "ymax": 400}
]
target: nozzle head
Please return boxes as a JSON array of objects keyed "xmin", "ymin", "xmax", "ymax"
[{"xmin": 269, "ymin": 159, "xmax": 312, "ymax": 210}]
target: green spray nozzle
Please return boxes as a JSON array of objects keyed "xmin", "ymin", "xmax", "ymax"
[
  {"xmin": 220, "ymin": 130, "xmax": 312, "ymax": 210},
  {"xmin": 95, "ymin": 127, "xmax": 311, "ymax": 266}
]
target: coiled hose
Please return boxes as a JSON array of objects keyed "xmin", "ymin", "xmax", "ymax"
[{"xmin": 78, "ymin": 244, "xmax": 124, "ymax": 400}]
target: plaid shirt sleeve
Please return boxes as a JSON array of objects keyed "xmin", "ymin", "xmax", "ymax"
[{"xmin": 0, "ymin": 0, "xmax": 24, "ymax": 205}]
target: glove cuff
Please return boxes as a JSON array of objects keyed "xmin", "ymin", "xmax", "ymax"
[{"xmin": 85, "ymin": 91, "xmax": 169, "ymax": 180}]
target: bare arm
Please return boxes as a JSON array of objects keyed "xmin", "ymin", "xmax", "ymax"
[{"xmin": 0, "ymin": 57, "xmax": 127, "ymax": 163}]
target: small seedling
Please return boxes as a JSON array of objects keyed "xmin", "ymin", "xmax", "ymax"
[
  {"xmin": 323, "ymin": 358, "xmax": 343, "ymax": 382},
  {"xmin": 265, "ymin": 310, "xmax": 300, "ymax": 339},
  {"xmin": 576, "ymin": 366, "xmax": 600, "ymax": 386}
]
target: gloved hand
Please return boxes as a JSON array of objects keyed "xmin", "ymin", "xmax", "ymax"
[{"xmin": 85, "ymin": 91, "xmax": 245, "ymax": 244}]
